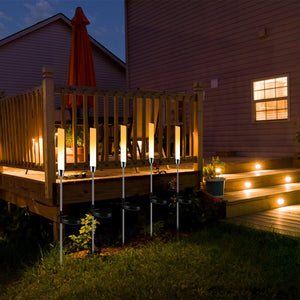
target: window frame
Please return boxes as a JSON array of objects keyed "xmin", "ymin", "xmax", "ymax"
[{"xmin": 252, "ymin": 74, "xmax": 290, "ymax": 123}]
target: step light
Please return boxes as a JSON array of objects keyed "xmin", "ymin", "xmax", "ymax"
[
  {"xmin": 255, "ymin": 163, "xmax": 261, "ymax": 170},
  {"xmin": 244, "ymin": 181, "xmax": 252, "ymax": 189},
  {"xmin": 277, "ymin": 198, "xmax": 285, "ymax": 205},
  {"xmin": 285, "ymin": 176, "xmax": 292, "ymax": 183}
]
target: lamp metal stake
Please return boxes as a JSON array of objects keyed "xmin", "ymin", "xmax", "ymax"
[{"xmin": 59, "ymin": 169, "xmax": 64, "ymax": 265}]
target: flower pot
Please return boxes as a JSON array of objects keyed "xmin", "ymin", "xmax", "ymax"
[
  {"xmin": 55, "ymin": 147, "xmax": 84, "ymax": 163},
  {"xmin": 205, "ymin": 178, "xmax": 226, "ymax": 198}
]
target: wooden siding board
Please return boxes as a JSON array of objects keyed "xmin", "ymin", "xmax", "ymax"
[
  {"xmin": 126, "ymin": 0, "xmax": 300, "ymax": 157},
  {"xmin": 0, "ymin": 19, "xmax": 125, "ymax": 102}
]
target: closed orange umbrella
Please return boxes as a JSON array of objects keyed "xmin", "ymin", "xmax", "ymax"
[{"xmin": 66, "ymin": 7, "xmax": 96, "ymax": 109}]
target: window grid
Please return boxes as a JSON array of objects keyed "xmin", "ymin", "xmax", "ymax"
[{"xmin": 253, "ymin": 76, "xmax": 288, "ymax": 121}]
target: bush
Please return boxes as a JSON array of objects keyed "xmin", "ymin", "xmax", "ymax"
[{"xmin": 68, "ymin": 214, "xmax": 99, "ymax": 252}]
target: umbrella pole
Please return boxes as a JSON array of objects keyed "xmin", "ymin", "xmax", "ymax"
[
  {"xmin": 121, "ymin": 163, "xmax": 126, "ymax": 245},
  {"xmin": 59, "ymin": 170, "xmax": 64, "ymax": 265},
  {"xmin": 91, "ymin": 166, "xmax": 96, "ymax": 254}
]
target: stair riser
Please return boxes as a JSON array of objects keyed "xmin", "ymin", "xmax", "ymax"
[
  {"xmin": 225, "ymin": 171, "xmax": 300, "ymax": 192},
  {"xmin": 226, "ymin": 190, "xmax": 300, "ymax": 218},
  {"xmin": 224, "ymin": 158, "xmax": 293, "ymax": 174}
]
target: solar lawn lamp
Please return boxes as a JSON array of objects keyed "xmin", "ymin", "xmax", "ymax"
[
  {"xmin": 120, "ymin": 125, "xmax": 140, "ymax": 245},
  {"xmin": 120, "ymin": 125, "xmax": 127, "ymax": 245},
  {"xmin": 175, "ymin": 126, "xmax": 192, "ymax": 232},
  {"xmin": 149, "ymin": 123, "xmax": 167, "ymax": 237},
  {"xmin": 89, "ymin": 128, "xmax": 112, "ymax": 254},
  {"xmin": 57, "ymin": 128, "xmax": 81, "ymax": 265}
]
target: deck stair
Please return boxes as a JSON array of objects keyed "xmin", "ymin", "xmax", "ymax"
[{"xmin": 222, "ymin": 158, "xmax": 300, "ymax": 218}]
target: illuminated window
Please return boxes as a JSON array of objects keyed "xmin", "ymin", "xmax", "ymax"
[{"xmin": 253, "ymin": 76, "xmax": 288, "ymax": 121}]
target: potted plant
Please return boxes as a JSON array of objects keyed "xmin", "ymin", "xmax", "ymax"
[
  {"xmin": 65, "ymin": 125, "xmax": 84, "ymax": 162},
  {"xmin": 55, "ymin": 126, "xmax": 85, "ymax": 163},
  {"xmin": 203, "ymin": 156, "xmax": 226, "ymax": 198}
]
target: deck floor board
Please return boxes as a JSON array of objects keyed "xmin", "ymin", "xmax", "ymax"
[{"xmin": 225, "ymin": 205, "xmax": 300, "ymax": 237}]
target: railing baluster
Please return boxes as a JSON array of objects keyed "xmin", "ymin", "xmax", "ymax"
[
  {"xmin": 93, "ymin": 95, "xmax": 99, "ymax": 167},
  {"xmin": 158, "ymin": 96, "xmax": 163, "ymax": 159},
  {"xmin": 104, "ymin": 95, "xmax": 109, "ymax": 162},
  {"xmin": 166, "ymin": 96, "xmax": 171, "ymax": 158},
  {"xmin": 182, "ymin": 97, "xmax": 186, "ymax": 158},
  {"xmin": 114, "ymin": 95, "xmax": 119, "ymax": 162},
  {"xmin": 72, "ymin": 93, "xmax": 78, "ymax": 164},
  {"xmin": 83, "ymin": 93, "xmax": 89, "ymax": 163},
  {"xmin": 132, "ymin": 96, "xmax": 137, "ymax": 161},
  {"xmin": 142, "ymin": 95, "xmax": 146, "ymax": 160}
]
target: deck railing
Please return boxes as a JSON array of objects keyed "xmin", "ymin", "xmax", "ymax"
[
  {"xmin": 0, "ymin": 67, "xmax": 203, "ymax": 202},
  {"xmin": 0, "ymin": 86, "xmax": 44, "ymax": 170}
]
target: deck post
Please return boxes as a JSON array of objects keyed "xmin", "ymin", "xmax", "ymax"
[
  {"xmin": 42, "ymin": 67, "xmax": 56, "ymax": 204},
  {"xmin": 193, "ymin": 82, "xmax": 204, "ymax": 172}
]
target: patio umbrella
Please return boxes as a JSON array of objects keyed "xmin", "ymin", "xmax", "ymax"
[{"xmin": 66, "ymin": 7, "xmax": 96, "ymax": 109}]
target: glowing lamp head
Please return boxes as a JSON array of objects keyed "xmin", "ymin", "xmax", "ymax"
[
  {"xmin": 277, "ymin": 198, "xmax": 285, "ymax": 205},
  {"xmin": 244, "ymin": 182, "xmax": 252, "ymax": 189},
  {"xmin": 175, "ymin": 126, "xmax": 180, "ymax": 162},
  {"xmin": 90, "ymin": 128, "xmax": 97, "ymax": 168},
  {"xmin": 120, "ymin": 125, "xmax": 127, "ymax": 164},
  {"xmin": 285, "ymin": 176, "xmax": 292, "ymax": 183},
  {"xmin": 57, "ymin": 128, "xmax": 65, "ymax": 171},
  {"xmin": 255, "ymin": 163, "xmax": 261, "ymax": 170},
  {"xmin": 148, "ymin": 123, "xmax": 154, "ymax": 160}
]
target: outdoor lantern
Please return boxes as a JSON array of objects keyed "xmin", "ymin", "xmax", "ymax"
[
  {"xmin": 89, "ymin": 127, "xmax": 112, "ymax": 253},
  {"xmin": 120, "ymin": 125, "xmax": 127, "ymax": 166},
  {"xmin": 149, "ymin": 122, "xmax": 154, "ymax": 162},
  {"xmin": 90, "ymin": 128, "xmax": 97, "ymax": 168},
  {"xmin": 57, "ymin": 128, "xmax": 65, "ymax": 265},
  {"xmin": 175, "ymin": 125, "xmax": 180, "ymax": 163},
  {"xmin": 58, "ymin": 128, "xmax": 65, "ymax": 172}
]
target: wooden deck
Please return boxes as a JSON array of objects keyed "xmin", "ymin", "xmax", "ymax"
[
  {"xmin": 225, "ymin": 204, "xmax": 300, "ymax": 238},
  {"xmin": 0, "ymin": 164, "xmax": 201, "ymax": 223}
]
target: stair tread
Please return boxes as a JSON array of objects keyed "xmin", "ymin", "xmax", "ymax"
[
  {"xmin": 224, "ymin": 168, "xmax": 300, "ymax": 181},
  {"xmin": 224, "ymin": 182, "xmax": 300, "ymax": 203}
]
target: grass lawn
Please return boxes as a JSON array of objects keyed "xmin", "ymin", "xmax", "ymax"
[{"xmin": 1, "ymin": 223, "xmax": 300, "ymax": 299}]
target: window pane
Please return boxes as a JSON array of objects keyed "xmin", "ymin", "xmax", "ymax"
[
  {"xmin": 267, "ymin": 101, "xmax": 276, "ymax": 110},
  {"xmin": 276, "ymin": 87, "xmax": 287, "ymax": 97},
  {"xmin": 265, "ymin": 79, "xmax": 275, "ymax": 89},
  {"xmin": 277, "ymin": 109, "xmax": 288, "ymax": 119},
  {"xmin": 266, "ymin": 110, "xmax": 276, "ymax": 120},
  {"xmin": 276, "ymin": 77, "xmax": 287, "ymax": 87},
  {"xmin": 256, "ymin": 102, "xmax": 266, "ymax": 111},
  {"xmin": 277, "ymin": 99, "xmax": 287, "ymax": 109},
  {"xmin": 254, "ymin": 90, "xmax": 264, "ymax": 100},
  {"xmin": 254, "ymin": 80, "xmax": 264, "ymax": 91},
  {"xmin": 256, "ymin": 111, "xmax": 266, "ymax": 121},
  {"xmin": 265, "ymin": 88, "xmax": 275, "ymax": 99}
]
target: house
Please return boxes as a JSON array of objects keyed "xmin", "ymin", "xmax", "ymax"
[
  {"xmin": 0, "ymin": 13, "xmax": 126, "ymax": 102},
  {"xmin": 125, "ymin": 0, "xmax": 300, "ymax": 158}
]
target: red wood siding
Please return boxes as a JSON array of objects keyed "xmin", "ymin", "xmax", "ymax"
[{"xmin": 126, "ymin": 0, "xmax": 300, "ymax": 157}]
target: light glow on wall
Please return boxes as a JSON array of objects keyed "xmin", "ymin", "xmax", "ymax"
[
  {"xmin": 120, "ymin": 125, "xmax": 127, "ymax": 163},
  {"xmin": 57, "ymin": 128, "xmax": 65, "ymax": 171},
  {"xmin": 90, "ymin": 128, "xmax": 97, "ymax": 168},
  {"xmin": 148, "ymin": 123, "xmax": 154, "ymax": 160}
]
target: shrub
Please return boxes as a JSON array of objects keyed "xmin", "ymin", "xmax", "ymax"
[{"xmin": 68, "ymin": 214, "xmax": 99, "ymax": 252}]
